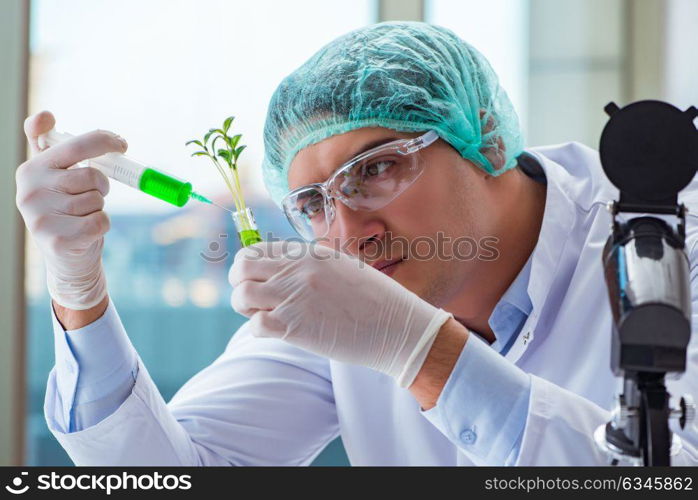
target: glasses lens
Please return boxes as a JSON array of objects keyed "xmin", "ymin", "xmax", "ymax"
[
  {"xmin": 282, "ymin": 187, "xmax": 330, "ymax": 241},
  {"xmin": 329, "ymin": 145, "xmax": 425, "ymax": 211}
]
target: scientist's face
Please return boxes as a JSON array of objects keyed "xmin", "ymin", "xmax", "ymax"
[{"xmin": 287, "ymin": 126, "xmax": 517, "ymax": 309}]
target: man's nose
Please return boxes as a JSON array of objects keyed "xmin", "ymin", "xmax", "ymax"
[{"xmin": 327, "ymin": 199, "xmax": 385, "ymax": 256}]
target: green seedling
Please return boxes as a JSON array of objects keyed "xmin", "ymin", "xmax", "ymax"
[
  {"xmin": 187, "ymin": 117, "xmax": 262, "ymax": 247},
  {"xmin": 186, "ymin": 116, "xmax": 249, "ymax": 213}
]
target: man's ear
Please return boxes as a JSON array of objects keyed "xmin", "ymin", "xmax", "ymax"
[{"xmin": 478, "ymin": 109, "xmax": 506, "ymax": 172}]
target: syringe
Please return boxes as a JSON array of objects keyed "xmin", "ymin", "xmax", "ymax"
[{"xmin": 38, "ymin": 129, "xmax": 224, "ymax": 210}]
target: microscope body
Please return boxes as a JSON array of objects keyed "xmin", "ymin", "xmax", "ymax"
[{"xmin": 603, "ymin": 216, "xmax": 691, "ymax": 376}]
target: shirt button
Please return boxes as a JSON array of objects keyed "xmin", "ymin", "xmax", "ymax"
[{"xmin": 460, "ymin": 428, "xmax": 477, "ymax": 445}]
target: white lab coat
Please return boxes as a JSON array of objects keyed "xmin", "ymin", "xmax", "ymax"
[{"xmin": 44, "ymin": 142, "xmax": 698, "ymax": 465}]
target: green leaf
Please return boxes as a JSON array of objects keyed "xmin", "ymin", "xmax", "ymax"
[
  {"xmin": 191, "ymin": 151, "xmax": 209, "ymax": 157},
  {"xmin": 217, "ymin": 149, "xmax": 231, "ymax": 163},
  {"xmin": 210, "ymin": 135, "xmax": 224, "ymax": 154},
  {"xmin": 223, "ymin": 116, "xmax": 235, "ymax": 134},
  {"xmin": 185, "ymin": 139, "xmax": 204, "ymax": 148},
  {"xmin": 203, "ymin": 129, "xmax": 216, "ymax": 145},
  {"xmin": 226, "ymin": 134, "xmax": 241, "ymax": 150},
  {"xmin": 234, "ymin": 145, "xmax": 247, "ymax": 159}
]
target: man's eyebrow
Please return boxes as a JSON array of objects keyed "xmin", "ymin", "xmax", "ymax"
[
  {"xmin": 309, "ymin": 136, "xmax": 401, "ymax": 184},
  {"xmin": 341, "ymin": 136, "xmax": 400, "ymax": 165}
]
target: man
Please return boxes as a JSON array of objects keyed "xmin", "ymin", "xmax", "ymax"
[{"xmin": 16, "ymin": 22, "xmax": 698, "ymax": 465}]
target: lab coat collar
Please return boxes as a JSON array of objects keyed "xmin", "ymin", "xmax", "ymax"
[{"xmin": 520, "ymin": 148, "xmax": 578, "ymax": 322}]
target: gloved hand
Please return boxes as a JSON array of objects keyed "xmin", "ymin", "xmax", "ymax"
[
  {"xmin": 15, "ymin": 111, "xmax": 127, "ymax": 310},
  {"xmin": 229, "ymin": 241, "xmax": 453, "ymax": 387}
]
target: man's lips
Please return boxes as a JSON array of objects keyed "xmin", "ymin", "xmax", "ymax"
[{"xmin": 371, "ymin": 258, "xmax": 404, "ymax": 275}]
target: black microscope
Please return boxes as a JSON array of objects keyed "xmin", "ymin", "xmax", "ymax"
[{"xmin": 596, "ymin": 100, "xmax": 698, "ymax": 466}]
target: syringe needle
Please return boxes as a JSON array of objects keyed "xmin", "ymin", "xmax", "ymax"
[
  {"xmin": 209, "ymin": 200, "xmax": 234, "ymax": 213},
  {"xmin": 190, "ymin": 192, "xmax": 233, "ymax": 213}
]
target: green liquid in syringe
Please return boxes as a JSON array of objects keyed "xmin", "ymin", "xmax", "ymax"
[{"xmin": 139, "ymin": 168, "xmax": 211, "ymax": 207}]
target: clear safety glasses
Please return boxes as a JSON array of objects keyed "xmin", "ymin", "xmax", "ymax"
[{"xmin": 282, "ymin": 130, "xmax": 438, "ymax": 241}]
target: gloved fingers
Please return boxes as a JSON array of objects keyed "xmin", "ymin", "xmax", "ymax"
[
  {"xmin": 247, "ymin": 310, "xmax": 286, "ymax": 339},
  {"xmin": 231, "ymin": 280, "xmax": 279, "ymax": 318},
  {"xmin": 53, "ymin": 166, "xmax": 110, "ymax": 196},
  {"xmin": 239, "ymin": 240, "xmax": 318, "ymax": 259},
  {"xmin": 19, "ymin": 188, "xmax": 100, "ymax": 220},
  {"xmin": 24, "ymin": 110, "xmax": 56, "ymax": 154},
  {"xmin": 74, "ymin": 211, "xmax": 111, "ymax": 246},
  {"xmin": 54, "ymin": 189, "xmax": 105, "ymax": 216},
  {"xmin": 53, "ymin": 211, "xmax": 110, "ymax": 252},
  {"xmin": 229, "ymin": 245, "xmax": 283, "ymax": 287},
  {"xmin": 17, "ymin": 170, "xmax": 109, "ymax": 239},
  {"xmin": 16, "ymin": 167, "xmax": 108, "ymax": 223},
  {"xmin": 32, "ymin": 211, "xmax": 108, "ymax": 254},
  {"xmin": 26, "ymin": 129, "xmax": 127, "ymax": 172}
]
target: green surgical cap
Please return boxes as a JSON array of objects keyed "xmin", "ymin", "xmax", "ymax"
[{"xmin": 262, "ymin": 21, "xmax": 523, "ymax": 207}]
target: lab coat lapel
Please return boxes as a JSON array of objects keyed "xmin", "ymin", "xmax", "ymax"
[{"xmin": 504, "ymin": 150, "xmax": 577, "ymax": 363}]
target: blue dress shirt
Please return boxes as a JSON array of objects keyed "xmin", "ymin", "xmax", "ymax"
[
  {"xmin": 50, "ymin": 300, "xmax": 139, "ymax": 433},
  {"xmin": 420, "ymin": 255, "xmax": 534, "ymax": 464}
]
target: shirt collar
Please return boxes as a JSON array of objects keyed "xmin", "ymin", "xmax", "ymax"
[
  {"xmin": 486, "ymin": 253, "xmax": 534, "ymax": 352},
  {"xmin": 499, "ymin": 253, "xmax": 534, "ymax": 315}
]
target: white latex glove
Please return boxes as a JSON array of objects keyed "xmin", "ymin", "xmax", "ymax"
[
  {"xmin": 229, "ymin": 241, "xmax": 453, "ymax": 388},
  {"xmin": 15, "ymin": 112, "xmax": 127, "ymax": 310}
]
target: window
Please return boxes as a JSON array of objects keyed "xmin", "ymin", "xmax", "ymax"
[
  {"xmin": 664, "ymin": 0, "xmax": 698, "ymax": 109},
  {"xmin": 27, "ymin": 0, "xmax": 375, "ymax": 466},
  {"xmin": 426, "ymin": 0, "xmax": 529, "ymax": 140}
]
